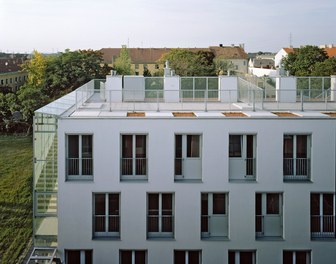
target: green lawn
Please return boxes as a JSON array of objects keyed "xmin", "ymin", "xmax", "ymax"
[{"xmin": 0, "ymin": 135, "xmax": 33, "ymax": 264}]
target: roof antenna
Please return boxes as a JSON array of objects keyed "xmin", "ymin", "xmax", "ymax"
[{"xmin": 289, "ymin": 32, "xmax": 293, "ymax": 48}]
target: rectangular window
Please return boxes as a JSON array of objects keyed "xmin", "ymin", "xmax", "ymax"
[
  {"xmin": 310, "ymin": 193, "xmax": 335, "ymax": 239},
  {"xmin": 175, "ymin": 134, "xmax": 202, "ymax": 181},
  {"xmin": 120, "ymin": 250, "xmax": 147, "ymax": 264},
  {"xmin": 65, "ymin": 250, "xmax": 92, "ymax": 264},
  {"xmin": 93, "ymin": 193, "xmax": 120, "ymax": 238},
  {"xmin": 201, "ymin": 193, "xmax": 228, "ymax": 238},
  {"xmin": 174, "ymin": 250, "xmax": 201, "ymax": 264},
  {"xmin": 283, "ymin": 250, "xmax": 311, "ymax": 264},
  {"xmin": 121, "ymin": 134, "xmax": 147, "ymax": 180},
  {"xmin": 66, "ymin": 134, "xmax": 93, "ymax": 180},
  {"xmin": 283, "ymin": 134, "xmax": 311, "ymax": 180},
  {"xmin": 229, "ymin": 134, "xmax": 256, "ymax": 180},
  {"xmin": 229, "ymin": 251, "xmax": 256, "ymax": 264},
  {"xmin": 147, "ymin": 193, "xmax": 174, "ymax": 238},
  {"xmin": 256, "ymin": 193, "xmax": 283, "ymax": 238}
]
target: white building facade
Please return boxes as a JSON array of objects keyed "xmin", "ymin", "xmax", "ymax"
[{"xmin": 30, "ymin": 74, "xmax": 336, "ymax": 264}]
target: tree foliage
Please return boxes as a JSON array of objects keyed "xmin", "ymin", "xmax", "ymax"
[
  {"xmin": 282, "ymin": 46, "xmax": 330, "ymax": 76},
  {"xmin": 0, "ymin": 49, "xmax": 110, "ymax": 133},
  {"xmin": 311, "ymin": 58, "xmax": 336, "ymax": 76},
  {"xmin": 160, "ymin": 49, "xmax": 216, "ymax": 76},
  {"xmin": 214, "ymin": 59, "xmax": 236, "ymax": 75},
  {"xmin": 114, "ymin": 46, "xmax": 134, "ymax": 75}
]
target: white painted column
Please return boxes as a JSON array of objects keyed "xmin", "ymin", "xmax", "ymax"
[
  {"xmin": 105, "ymin": 75, "xmax": 123, "ymax": 103},
  {"xmin": 276, "ymin": 76, "xmax": 297, "ymax": 103},
  {"xmin": 164, "ymin": 76, "xmax": 180, "ymax": 102},
  {"xmin": 219, "ymin": 76, "xmax": 238, "ymax": 103}
]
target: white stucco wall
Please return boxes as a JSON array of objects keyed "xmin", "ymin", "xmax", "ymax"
[
  {"xmin": 275, "ymin": 49, "xmax": 288, "ymax": 68},
  {"xmin": 57, "ymin": 117, "xmax": 336, "ymax": 264}
]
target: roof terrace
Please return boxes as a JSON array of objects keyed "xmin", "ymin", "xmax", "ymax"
[{"xmin": 36, "ymin": 75, "xmax": 336, "ymax": 118}]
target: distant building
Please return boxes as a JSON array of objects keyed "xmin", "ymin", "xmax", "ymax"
[
  {"xmin": 100, "ymin": 45, "xmax": 248, "ymax": 76},
  {"xmin": 248, "ymin": 54, "xmax": 276, "ymax": 77},
  {"xmin": 0, "ymin": 57, "xmax": 28, "ymax": 92},
  {"xmin": 275, "ymin": 45, "xmax": 336, "ymax": 70}
]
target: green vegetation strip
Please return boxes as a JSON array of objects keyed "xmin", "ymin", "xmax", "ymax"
[{"xmin": 0, "ymin": 136, "xmax": 33, "ymax": 264}]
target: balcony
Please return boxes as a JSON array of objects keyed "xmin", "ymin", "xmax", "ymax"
[
  {"xmin": 229, "ymin": 158, "xmax": 256, "ymax": 182},
  {"xmin": 256, "ymin": 215, "xmax": 283, "ymax": 239},
  {"xmin": 311, "ymin": 215, "xmax": 336, "ymax": 239},
  {"xmin": 66, "ymin": 157, "xmax": 93, "ymax": 180},
  {"xmin": 174, "ymin": 158, "xmax": 202, "ymax": 182},
  {"xmin": 120, "ymin": 158, "xmax": 147, "ymax": 180},
  {"xmin": 147, "ymin": 215, "xmax": 174, "ymax": 238},
  {"xmin": 201, "ymin": 215, "xmax": 228, "ymax": 239},
  {"xmin": 283, "ymin": 158, "xmax": 310, "ymax": 181}
]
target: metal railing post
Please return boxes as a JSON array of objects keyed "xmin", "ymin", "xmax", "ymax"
[
  {"xmin": 252, "ymin": 90, "xmax": 256, "ymax": 112},
  {"xmin": 325, "ymin": 89, "xmax": 328, "ymax": 111},
  {"xmin": 205, "ymin": 78, "xmax": 208, "ymax": 112},
  {"xmin": 301, "ymin": 90, "xmax": 304, "ymax": 111},
  {"xmin": 109, "ymin": 90, "xmax": 112, "ymax": 112},
  {"xmin": 156, "ymin": 90, "xmax": 160, "ymax": 112}
]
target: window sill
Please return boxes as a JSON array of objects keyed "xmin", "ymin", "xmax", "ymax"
[
  {"xmin": 255, "ymin": 236, "xmax": 284, "ymax": 241},
  {"xmin": 229, "ymin": 178, "xmax": 257, "ymax": 183},
  {"xmin": 66, "ymin": 175, "xmax": 93, "ymax": 182},
  {"xmin": 147, "ymin": 237, "xmax": 175, "ymax": 241},
  {"xmin": 283, "ymin": 178, "xmax": 312, "ymax": 183},
  {"xmin": 174, "ymin": 178, "xmax": 202, "ymax": 183},
  {"xmin": 120, "ymin": 177, "xmax": 148, "ymax": 182},
  {"xmin": 92, "ymin": 236, "xmax": 120, "ymax": 241},
  {"xmin": 201, "ymin": 236, "xmax": 229, "ymax": 241}
]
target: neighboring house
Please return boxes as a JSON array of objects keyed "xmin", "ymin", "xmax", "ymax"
[
  {"xmin": 29, "ymin": 73, "xmax": 336, "ymax": 264},
  {"xmin": 100, "ymin": 45, "xmax": 249, "ymax": 75},
  {"xmin": 0, "ymin": 57, "xmax": 28, "ymax": 92},
  {"xmin": 274, "ymin": 48, "xmax": 295, "ymax": 69},
  {"xmin": 101, "ymin": 47, "xmax": 168, "ymax": 75},
  {"xmin": 248, "ymin": 54, "xmax": 277, "ymax": 77},
  {"xmin": 275, "ymin": 45, "xmax": 336, "ymax": 71},
  {"xmin": 209, "ymin": 45, "xmax": 248, "ymax": 75}
]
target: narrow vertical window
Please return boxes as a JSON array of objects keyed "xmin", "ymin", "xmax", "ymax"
[
  {"xmin": 121, "ymin": 134, "xmax": 147, "ymax": 180},
  {"xmin": 66, "ymin": 134, "xmax": 93, "ymax": 180}
]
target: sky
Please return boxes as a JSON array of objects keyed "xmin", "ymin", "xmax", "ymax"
[{"xmin": 0, "ymin": 0, "xmax": 335, "ymax": 53}]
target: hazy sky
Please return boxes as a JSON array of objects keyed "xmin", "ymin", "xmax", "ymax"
[{"xmin": 1, "ymin": 0, "xmax": 335, "ymax": 53}]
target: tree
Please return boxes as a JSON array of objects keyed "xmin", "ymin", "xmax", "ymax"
[
  {"xmin": 311, "ymin": 58, "xmax": 336, "ymax": 76},
  {"xmin": 21, "ymin": 50, "xmax": 48, "ymax": 87},
  {"xmin": 159, "ymin": 49, "xmax": 216, "ymax": 76},
  {"xmin": 3, "ymin": 49, "xmax": 110, "ymax": 133},
  {"xmin": 143, "ymin": 67, "xmax": 151, "ymax": 77},
  {"xmin": 214, "ymin": 59, "xmax": 236, "ymax": 75},
  {"xmin": 282, "ymin": 46, "xmax": 328, "ymax": 76},
  {"xmin": 114, "ymin": 46, "xmax": 133, "ymax": 75},
  {"xmin": 43, "ymin": 49, "xmax": 110, "ymax": 97}
]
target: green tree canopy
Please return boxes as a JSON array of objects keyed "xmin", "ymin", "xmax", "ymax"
[
  {"xmin": 311, "ymin": 58, "xmax": 336, "ymax": 76},
  {"xmin": 43, "ymin": 49, "xmax": 110, "ymax": 97},
  {"xmin": 160, "ymin": 49, "xmax": 216, "ymax": 76},
  {"xmin": 0, "ymin": 49, "xmax": 110, "ymax": 133},
  {"xmin": 114, "ymin": 46, "xmax": 134, "ymax": 75},
  {"xmin": 282, "ymin": 46, "xmax": 329, "ymax": 76}
]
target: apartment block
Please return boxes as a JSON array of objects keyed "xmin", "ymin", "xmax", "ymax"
[{"xmin": 29, "ymin": 73, "xmax": 336, "ymax": 263}]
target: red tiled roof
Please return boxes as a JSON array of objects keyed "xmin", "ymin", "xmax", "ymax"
[
  {"xmin": 283, "ymin": 48, "xmax": 295, "ymax": 54},
  {"xmin": 325, "ymin": 47, "xmax": 336, "ymax": 58},
  {"xmin": 100, "ymin": 46, "xmax": 248, "ymax": 64}
]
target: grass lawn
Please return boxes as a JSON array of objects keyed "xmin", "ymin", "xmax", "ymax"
[{"xmin": 0, "ymin": 135, "xmax": 33, "ymax": 264}]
